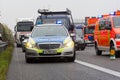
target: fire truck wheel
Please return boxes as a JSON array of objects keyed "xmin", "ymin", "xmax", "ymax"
[
  {"xmin": 110, "ymin": 45, "xmax": 120, "ymax": 58},
  {"xmin": 115, "ymin": 51, "xmax": 120, "ymax": 58},
  {"xmin": 95, "ymin": 43, "xmax": 102, "ymax": 55}
]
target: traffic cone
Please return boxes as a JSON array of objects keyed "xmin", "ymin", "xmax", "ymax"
[{"xmin": 110, "ymin": 49, "xmax": 116, "ymax": 60}]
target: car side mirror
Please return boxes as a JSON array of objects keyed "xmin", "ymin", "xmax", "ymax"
[{"xmin": 70, "ymin": 33, "xmax": 75, "ymax": 37}]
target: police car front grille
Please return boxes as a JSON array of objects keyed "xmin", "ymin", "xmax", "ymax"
[{"xmin": 39, "ymin": 43, "xmax": 61, "ymax": 49}]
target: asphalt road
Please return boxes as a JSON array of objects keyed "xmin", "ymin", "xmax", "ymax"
[{"xmin": 7, "ymin": 45, "xmax": 120, "ymax": 80}]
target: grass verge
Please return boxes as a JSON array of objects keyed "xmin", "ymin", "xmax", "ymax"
[{"xmin": 0, "ymin": 45, "xmax": 14, "ymax": 80}]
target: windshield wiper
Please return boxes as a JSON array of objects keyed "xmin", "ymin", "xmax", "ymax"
[{"xmin": 44, "ymin": 35, "xmax": 56, "ymax": 36}]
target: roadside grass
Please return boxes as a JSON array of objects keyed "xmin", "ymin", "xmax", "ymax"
[{"xmin": 0, "ymin": 45, "xmax": 14, "ymax": 80}]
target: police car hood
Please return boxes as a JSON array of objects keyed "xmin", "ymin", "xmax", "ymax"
[{"xmin": 32, "ymin": 36, "xmax": 67, "ymax": 43}]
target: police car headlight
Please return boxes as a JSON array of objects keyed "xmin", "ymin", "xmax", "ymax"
[
  {"xmin": 63, "ymin": 37, "xmax": 74, "ymax": 48},
  {"xmin": 26, "ymin": 42, "xmax": 33, "ymax": 48},
  {"xmin": 115, "ymin": 34, "xmax": 120, "ymax": 39},
  {"xmin": 64, "ymin": 41, "xmax": 74, "ymax": 47},
  {"xmin": 26, "ymin": 38, "xmax": 36, "ymax": 48}
]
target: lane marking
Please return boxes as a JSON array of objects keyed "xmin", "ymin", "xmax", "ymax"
[{"xmin": 75, "ymin": 60, "xmax": 120, "ymax": 78}]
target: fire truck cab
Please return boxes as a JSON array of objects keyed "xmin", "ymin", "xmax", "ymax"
[
  {"xmin": 94, "ymin": 10, "xmax": 120, "ymax": 57},
  {"xmin": 84, "ymin": 17, "xmax": 98, "ymax": 45}
]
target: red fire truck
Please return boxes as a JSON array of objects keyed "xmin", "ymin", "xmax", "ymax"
[
  {"xmin": 94, "ymin": 10, "xmax": 120, "ymax": 58},
  {"xmin": 84, "ymin": 17, "xmax": 98, "ymax": 45}
]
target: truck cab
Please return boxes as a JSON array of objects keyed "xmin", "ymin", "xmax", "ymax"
[
  {"xmin": 36, "ymin": 9, "xmax": 75, "ymax": 35},
  {"xmin": 14, "ymin": 18, "xmax": 34, "ymax": 47},
  {"xmin": 84, "ymin": 17, "xmax": 98, "ymax": 45}
]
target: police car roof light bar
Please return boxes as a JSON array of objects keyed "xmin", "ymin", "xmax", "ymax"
[{"xmin": 38, "ymin": 8, "xmax": 71, "ymax": 15}]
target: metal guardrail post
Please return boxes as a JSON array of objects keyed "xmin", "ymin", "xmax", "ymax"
[{"xmin": 0, "ymin": 41, "xmax": 8, "ymax": 53}]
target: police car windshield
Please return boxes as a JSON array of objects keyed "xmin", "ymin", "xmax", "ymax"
[
  {"xmin": 113, "ymin": 16, "xmax": 120, "ymax": 28},
  {"xmin": 17, "ymin": 22, "xmax": 34, "ymax": 31},
  {"xmin": 31, "ymin": 25, "xmax": 68, "ymax": 37}
]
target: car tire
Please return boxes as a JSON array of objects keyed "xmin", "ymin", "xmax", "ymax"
[
  {"xmin": 22, "ymin": 49, "xmax": 25, "ymax": 52},
  {"xmin": 81, "ymin": 45, "xmax": 86, "ymax": 50},
  {"xmin": 75, "ymin": 43, "xmax": 79, "ymax": 51},
  {"xmin": 16, "ymin": 44, "xmax": 20, "ymax": 47},
  {"xmin": 95, "ymin": 43, "xmax": 102, "ymax": 55},
  {"xmin": 68, "ymin": 50, "xmax": 76, "ymax": 62},
  {"xmin": 22, "ymin": 46, "xmax": 25, "ymax": 52},
  {"xmin": 25, "ymin": 53, "xmax": 32, "ymax": 63}
]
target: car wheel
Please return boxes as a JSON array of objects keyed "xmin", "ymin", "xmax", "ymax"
[
  {"xmin": 25, "ymin": 53, "xmax": 32, "ymax": 63},
  {"xmin": 16, "ymin": 44, "xmax": 20, "ymax": 47},
  {"xmin": 22, "ymin": 47, "xmax": 25, "ymax": 52},
  {"xmin": 81, "ymin": 45, "xmax": 86, "ymax": 50},
  {"xmin": 75, "ymin": 43, "xmax": 79, "ymax": 51},
  {"xmin": 22, "ymin": 49, "xmax": 25, "ymax": 52},
  {"xmin": 68, "ymin": 50, "xmax": 76, "ymax": 62},
  {"xmin": 95, "ymin": 43, "xmax": 102, "ymax": 55},
  {"xmin": 116, "ymin": 51, "xmax": 120, "ymax": 58}
]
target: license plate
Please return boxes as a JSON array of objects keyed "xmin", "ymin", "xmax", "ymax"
[{"xmin": 44, "ymin": 50, "xmax": 56, "ymax": 54}]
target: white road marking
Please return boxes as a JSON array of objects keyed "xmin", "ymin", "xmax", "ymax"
[{"xmin": 75, "ymin": 60, "xmax": 120, "ymax": 78}]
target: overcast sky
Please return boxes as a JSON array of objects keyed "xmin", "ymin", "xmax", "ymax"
[{"xmin": 0, "ymin": 0, "xmax": 120, "ymax": 31}]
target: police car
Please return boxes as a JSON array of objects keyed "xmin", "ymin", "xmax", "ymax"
[{"xmin": 25, "ymin": 24, "xmax": 75, "ymax": 63}]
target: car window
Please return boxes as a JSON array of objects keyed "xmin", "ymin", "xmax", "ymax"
[
  {"xmin": 99, "ymin": 19, "xmax": 106, "ymax": 30},
  {"xmin": 106, "ymin": 18, "xmax": 111, "ymax": 28},
  {"xmin": 84, "ymin": 26, "xmax": 94, "ymax": 34},
  {"xmin": 17, "ymin": 22, "xmax": 34, "ymax": 31},
  {"xmin": 36, "ymin": 16, "xmax": 70, "ymax": 30},
  {"xmin": 76, "ymin": 28, "xmax": 83, "ymax": 36},
  {"xmin": 31, "ymin": 25, "xmax": 68, "ymax": 37},
  {"xmin": 113, "ymin": 16, "xmax": 120, "ymax": 28}
]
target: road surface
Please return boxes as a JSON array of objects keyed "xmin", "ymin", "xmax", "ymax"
[{"xmin": 7, "ymin": 45, "xmax": 120, "ymax": 80}]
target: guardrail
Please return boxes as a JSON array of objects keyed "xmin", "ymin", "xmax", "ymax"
[{"xmin": 0, "ymin": 40, "xmax": 8, "ymax": 53}]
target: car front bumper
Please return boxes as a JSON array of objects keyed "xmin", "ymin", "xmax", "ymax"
[{"xmin": 25, "ymin": 47, "xmax": 74, "ymax": 58}]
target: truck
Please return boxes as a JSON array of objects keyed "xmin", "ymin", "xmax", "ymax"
[
  {"xmin": 84, "ymin": 17, "xmax": 98, "ymax": 45},
  {"xmin": 94, "ymin": 10, "xmax": 120, "ymax": 58},
  {"xmin": 14, "ymin": 18, "xmax": 34, "ymax": 47},
  {"xmin": 36, "ymin": 9, "xmax": 75, "ymax": 37}
]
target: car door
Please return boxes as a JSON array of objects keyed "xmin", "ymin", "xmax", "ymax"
[{"xmin": 99, "ymin": 18, "xmax": 110, "ymax": 47}]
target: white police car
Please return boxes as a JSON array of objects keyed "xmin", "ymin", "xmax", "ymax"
[{"xmin": 25, "ymin": 24, "xmax": 75, "ymax": 63}]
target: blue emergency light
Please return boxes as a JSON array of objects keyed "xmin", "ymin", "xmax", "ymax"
[
  {"xmin": 109, "ymin": 11, "xmax": 116, "ymax": 16},
  {"xmin": 98, "ymin": 15, "xmax": 103, "ymax": 18},
  {"xmin": 36, "ymin": 20, "xmax": 42, "ymax": 25},
  {"xmin": 88, "ymin": 36, "xmax": 94, "ymax": 41},
  {"xmin": 56, "ymin": 20, "xmax": 62, "ymax": 24}
]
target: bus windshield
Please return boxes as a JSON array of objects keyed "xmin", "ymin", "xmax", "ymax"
[{"xmin": 17, "ymin": 22, "xmax": 34, "ymax": 31}]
